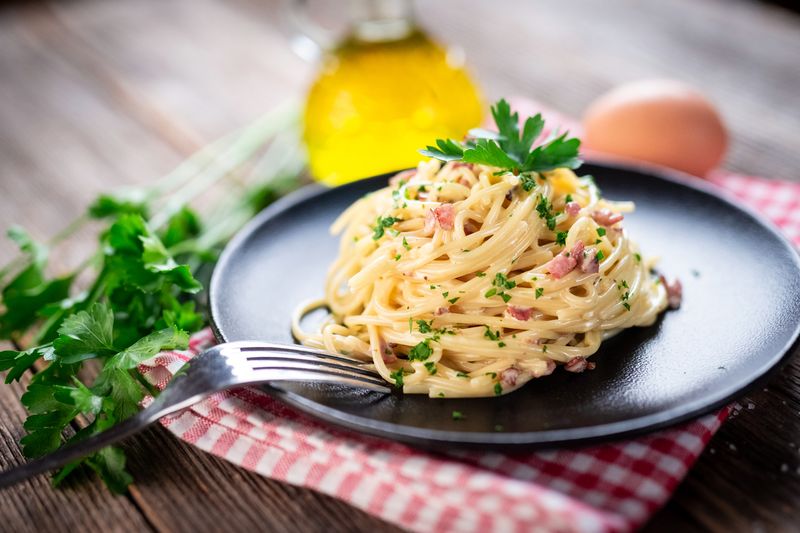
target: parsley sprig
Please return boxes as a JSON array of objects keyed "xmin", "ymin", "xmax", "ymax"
[
  {"xmin": 420, "ymin": 99, "xmax": 582, "ymax": 175},
  {"xmin": 0, "ymin": 106, "xmax": 303, "ymax": 493}
]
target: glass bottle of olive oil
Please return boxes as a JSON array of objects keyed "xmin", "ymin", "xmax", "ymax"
[{"xmin": 301, "ymin": 0, "xmax": 483, "ymax": 185}]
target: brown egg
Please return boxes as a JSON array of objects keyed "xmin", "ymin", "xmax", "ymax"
[{"xmin": 582, "ymin": 79, "xmax": 727, "ymax": 177}]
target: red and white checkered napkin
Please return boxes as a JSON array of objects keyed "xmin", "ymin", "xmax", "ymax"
[{"xmin": 138, "ymin": 173, "xmax": 799, "ymax": 533}]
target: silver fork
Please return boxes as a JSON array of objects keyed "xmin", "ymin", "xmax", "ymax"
[{"xmin": 0, "ymin": 341, "xmax": 389, "ymax": 489}]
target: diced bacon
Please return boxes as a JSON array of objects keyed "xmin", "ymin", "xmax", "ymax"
[
  {"xmin": 432, "ymin": 203, "xmax": 455, "ymax": 230},
  {"xmin": 536, "ymin": 360, "xmax": 556, "ymax": 377},
  {"xmin": 580, "ymin": 246, "xmax": 599, "ymax": 274},
  {"xmin": 507, "ymin": 305, "xmax": 533, "ymax": 321},
  {"xmin": 546, "ymin": 254, "xmax": 576, "ymax": 279},
  {"xmin": 500, "ymin": 367, "xmax": 522, "ymax": 387},
  {"xmin": 564, "ymin": 357, "xmax": 590, "ymax": 373},
  {"xmin": 592, "ymin": 209, "xmax": 624, "ymax": 226},
  {"xmin": 546, "ymin": 240, "xmax": 584, "ymax": 279},
  {"xmin": 390, "ymin": 169, "xmax": 416, "ymax": 186},
  {"xmin": 571, "ymin": 240, "xmax": 585, "ymax": 260},
  {"xmin": 660, "ymin": 275, "xmax": 683, "ymax": 309},
  {"xmin": 435, "ymin": 306, "xmax": 449, "ymax": 315},
  {"xmin": 565, "ymin": 201, "xmax": 581, "ymax": 217}
]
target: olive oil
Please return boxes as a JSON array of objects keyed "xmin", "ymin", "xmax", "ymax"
[{"xmin": 303, "ymin": 29, "xmax": 483, "ymax": 185}]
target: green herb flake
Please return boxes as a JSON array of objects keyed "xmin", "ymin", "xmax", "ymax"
[
  {"xmin": 452, "ymin": 410, "xmax": 465, "ymax": 420},
  {"xmin": 389, "ymin": 369, "xmax": 405, "ymax": 387},
  {"xmin": 494, "ymin": 383, "xmax": 503, "ymax": 396},
  {"xmin": 456, "ymin": 371, "xmax": 469, "ymax": 379},
  {"xmin": 372, "ymin": 215, "xmax": 397, "ymax": 240},
  {"xmin": 555, "ymin": 231, "xmax": 568, "ymax": 246},
  {"xmin": 596, "ymin": 250, "xmax": 605, "ymax": 261},
  {"xmin": 402, "ymin": 237, "xmax": 410, "ymax": 250},
  {"xmin": 448, "ymin": 297, "xmax": 459, "ymax": 304},
  {"xmin": 635, "ymin": 253, "xmax": 641, "ymax": 263},
  {"xmin": 416, "ymin": 319, "xmax": 433, "ymax": 333},
  {"xmin": 408, "ymin": 340, "xmax": 432, "ymax": 361},
  {"xmin": 535, "ymin": 287, "xmax": 544, "ymax": 299},
  {"xmin": 476, "ymin": 271, "xmax": 486, "ymax": 278},
  {"xmin": 596, "ymin": 227, "xmax": 606, "ymax": 237},
  {"xmin": 424, "ymin": 361, "xmax": 437, "ymax": 375}
]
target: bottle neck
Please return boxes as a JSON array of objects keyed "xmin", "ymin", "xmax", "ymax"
[{"xmin": 349, "ymin": 0, "xmax": 415, "ymax": 42}]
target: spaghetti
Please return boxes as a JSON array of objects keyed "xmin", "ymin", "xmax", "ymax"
[{"xmin": 293, "ymin": 159, "xmax": 671, "ymax": 397}]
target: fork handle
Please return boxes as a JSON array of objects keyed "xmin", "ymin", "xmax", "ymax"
[{"xmin": 0, "ymin": 409, "xmax": 156, "ymax": 490}]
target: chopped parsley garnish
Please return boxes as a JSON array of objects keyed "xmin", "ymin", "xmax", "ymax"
[
  {"xmin": 419, "ymin": 99, "xmax": 582, "ymax": 175},
  {"xmin": 486, "ymin": 272, "xmax": 515, "ymax": 302},
  {"xmin": 596, "ymin": 250, "xmax": 605, "ymax": 261},
  {"xmin": 596, "ymin": 227, "xmax": 606, "ymax": 237},
  {"xmin": 416, "ymin": 319, "xmax": 433, "ymax": 333},
  {"xmin": 456, "ymin": 371, "xmax": 469, "ymax": 379},
  {"xmin": 520, "ymin": 174, "xmax": 537, "ymax": 192},
  {"xmin": 394, "ymin": 254, "xmax": 401, "ymax": 261},
  {"xmin": 535, "ymin": 287, "xmax": 544, "ymax": 299},
  {"xmin": 635, "ymin": 253, "xmax": 641, "ymax": 263},
  {"xmin": 535, "ymin": 194, "xmax": 558, "ymax": 230},
  {"xmin": 448, "ymin": 297, "xmax": 459, "ymax": 304},
  {"xmin": 408, "ymin": 340, "xmax": 432, "ymax": 361},
  {"xmin": 542, "ymin": 344, "xmax": 548, "ymax": 353},
  {"xmin": 372, "ymin": 215, "xmax": 398, "ymax": 240},
  {"xmin": 494, "ymin": 383, "xmax": 503, "ymax": 396},
  {"xmin": 565, "ymin": 194, "xmax": 573, "ymax": 203},
  {"xmin": 485, "ymin": 372, "xmax": 497, "ymax": 378},
  {"xmin": 389, "ymin": 369, "xmax": 405, "ymax": 387},
  {"xmin": 555, "ymin": 231, "xmax": 568, "ymax": 246},
  {"xmin": 442, "ymin": 291, "xmax": 449, "ymax": 298},
  {"xmin": 484, "ymin": 326, "xmax": 500, "ymax": 341},
  {"xmin": 452, "ymin": 410, "xmax": 465, "ymax": 420},
  {"xmin": 402, "ymin": 237, "xmax": 410, "ymax": 250},
  {"xmin": 424, "ymin": 361, "xmax": 437, "ymax": 375},
  {"xmin": 498, "ymin": 341, "xmax": 506, "ymax": 348},
  {"xmin": 476, "ymin": 271, "xmax": 486, "ymax": 278},
  {"xmin": 622, "ymin": 302, "xmax": 631, "ymax": 311}
]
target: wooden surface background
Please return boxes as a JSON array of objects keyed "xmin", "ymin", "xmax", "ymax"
[{"xmin": 1, "ymin": 0, "xmax": 799, "ymax": 531}]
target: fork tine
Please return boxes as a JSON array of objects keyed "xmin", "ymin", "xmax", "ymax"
[
  {"xmin": 248, "ymin": 365, "xmax": 391, "ymax": 393},
  {"xmin": 246, "ymin": 354, "xmax": 381, "ymax": 379},
  {"xmin": 238, "ymin": 343, "xmax": 370, "ymax": 367},
  {"xmin": 249, "ymin": 360, "xmax": 389, "ymax": 389}
]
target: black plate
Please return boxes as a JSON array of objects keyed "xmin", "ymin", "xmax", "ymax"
[{"xmin": 209, "ymin": 162, "xmax": 800, "ymax": 449}]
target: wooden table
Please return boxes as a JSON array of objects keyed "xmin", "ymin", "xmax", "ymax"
[{"xmin": 1, "ymin": 0, "xmax": 798, "ymax": 530}]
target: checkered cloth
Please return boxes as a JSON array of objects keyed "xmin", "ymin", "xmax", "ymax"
[{"xmin": 139, "ymin": 103, "xmax": 800, "ymax": 532}]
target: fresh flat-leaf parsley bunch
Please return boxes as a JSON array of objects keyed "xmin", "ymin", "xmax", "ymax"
[
  {"xmin": 0, "ymin": 104, "xmax": 304, "ymax": 493},
  {"xmin": 420, "ymin": 98, "xmax": 582, "ymax": 183}
]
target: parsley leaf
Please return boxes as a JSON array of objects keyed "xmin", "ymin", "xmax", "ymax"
[{"xmin": 420, "ymin": 99, "xmax": 582, "ymax": 175}]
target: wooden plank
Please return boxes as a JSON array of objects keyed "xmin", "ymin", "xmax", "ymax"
[
  {"xmin": 0, "ymin": 376, "xmax": 153, "ymax": 532},
  {"xmin": 122, "ymin": 425, "xmax": 401, "ymax": 532}
]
